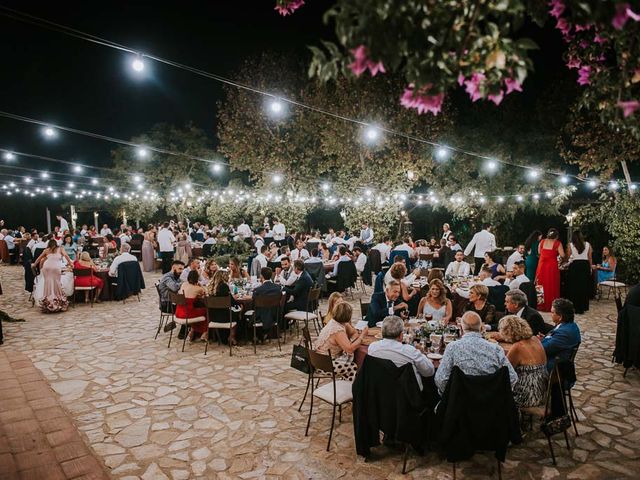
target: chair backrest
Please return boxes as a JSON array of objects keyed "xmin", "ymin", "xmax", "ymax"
[
  {"xmin": 419, "ymin": 253, "xmax": 434, "ymax": 261},
  {"xmin": 368, "ymin": 248, "xmax": 382, "ymax": 274},
  {"xmin": 73, "ymin": 267, "xmax": 93, "ymax": 278},
  {"xmin": 307, "ymin": 286, "xmax": 321, "ymax": 302},
  {"xmin": 204, "ymin": 295, "xmax": 232, "ymax": 309},
  {"xmin": 254, "ymin": 294, "xmax": 282, "ymax": 309},
  {"xmin": 373, "ymin": 271, "xmax": 385, "ymax": 293},
  {"xmin": 307, "ymin": 348, "xmax": 334, "ymax": 376},
  {"xmin": 519, "ymin": 281, "xmax": 538, "ymax": 310},
  {"xmin": 360, "ymin": 301, "xmax": 369, "ymax": 319},
  {"xmin": 335, "ymin": 261, "xmax": 357, "ymax": 291},
  {"xmin": 389, "ymin": 250, "xmax": 411, "ymax": 271},
  {"xmin": 568, "ymin": 343, "xmax": 580, "ymax": 362},
  {"xmin": 302, "ymin": 326, "xmax": 313, "ymax": 349},
  {"xmin": 168, "ymin": 291, "xmax": 186, "ymax": 306}
]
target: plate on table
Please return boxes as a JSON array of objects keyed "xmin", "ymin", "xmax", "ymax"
[{"xmin": 427, "ymin": 353, "xmax": 443, "ymax": 360}]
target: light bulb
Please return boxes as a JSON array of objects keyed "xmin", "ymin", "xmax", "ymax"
[
  {"xmin": 2, "ymin": 152, "xmax": 15, "ymax": 161},
  {"xmin": 272, "ymin": 173, "xmax": 283, "ymax": 184},
  {"xmin": 137, "ymin": 147, "xmax": 149, "ymax": 159},
  {"xmin": 43, "ymin": 127, "xmax": 56, "ymax": 138},
  {"xmin": 132, "ymin": 57, "xmax": 145, "ymax": 72},
  {"xmin": 436, "ymin": 147, "xmax": 450, "ymax": 161}
]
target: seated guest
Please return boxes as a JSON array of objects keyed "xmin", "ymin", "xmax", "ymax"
[
  {"xmin": 268, "ymin": 241, "xmax": 279, "ymax": 260},
  {"xmin": 203, "ymin": 231, "xmax": 217, "ymax": 245},
  {"xmin": 179, "ymin": 258, "xmax": 206, "ymax": 285},
  {"xmin": 158, "ymin": 260, "xmax": 184, "ymax": 311},
  {"xmin": 464, "ymin": 284, "xmax": 497, "ymax": 331},
  {"xmin": 353, "ymin": 246, "xmax": 367, "ymax": 274},
  {"xmin": 448, "ymin": 235, "xmax": 463, "ymax": 252},
  {"xmin": 504, "ymin": 260, "xmax": 529, "ymax": 290},
  {"xmin": 252, "ymin": 267, "xmax": 282, "ymax": 335},
  {"xmin": 176, "ymin": 270, "xmax": 208, "ymax": 343},
  {"xmin": 228, "ymin": 256, "xmax": 248, "ymax": 281},
  {"xmin": 369, "ymin": 315, "xmax": 435, "ymax": 390},
  {"xmin": 105, "ymin": 234, "xmax": 117, "ymax": 249},
  {"xmin": 274, "ymin": 246, "xmax": 291, "ymax": 262},
  {"xmin": 304, "ymin": 248, "xmax": 323, "ymax": 264},
  {"xmin": 206, "ymin": 270, "xmax": 237, "ymax": 344},
  {"xmin": 290, "ymin": 239, "xmax": 310, "ymax": 261},
  {"xmin": 595, "ymin": 246, "xmax": 616, "ymax": 283},
  {"xmin": 506, "ymin": 244, "xmax": 525, "ymax": 272},
  {"xmin": 427, "ymin": 268, "xmax": 444, "ymax": 284},
  {"xmin": 73, "ymin": 252, "xmax": 104, "ymax": 302},
  {"xmin": 484, "ymin": 251, "xmax": 506, "ymax": 281},
  {"xmin": 174, "ymin": 233, "xmax": 192, "ymax": 265},
  {"xmin": 108, "ymin": 243, "xmax": 138, "ymax": 277},
  {"xmin": 366, "ymin": 280, "xmax": 409, "ymax": 327},
  {"xmin": 435, "ymin": 311, "xmax": 517, "ymax": 395},
  {"xmin": 431, "ymin": 239, "xmax": 451, "ymax": 269},
  {"xmin": 100, "ymin": 224, "xmax": 113, "ymax": 236},
  {"xmin": 504, "ymin": 289, "xmax": 551, "ymax": 336},
  {"xmin": 283, "ymin": 260, "xmax": 313, "ymax": 312},
  {"xmin": 327, "ymin": 246, "xmax": 351, "ymax": 278},
  {"xmin": 384, "ymin": 263, "xmax": 420, "ymax": 306},
  {"xmin": 316, "ymin": 302, "xmax": 367, "ymax": 381},
  {"xmin": 541, "ymin": 298, "xmax": 581, "ymax": 372},
  {"xmin": 318, "ymin": 242, "xmax": 331, "ymax": 261},
  {"xmin": 322, "ymin": 292, "xmax": 344, "ymax": 325},
  {"xmin": 277, "ymin": 257, "xmax": 298, "ymax": 287},
  {"xmin": 62, "ymin": 234, "xmax": 77, "ymax": 262},
  {"xmin": 498, "ymin": 315, "xmax": 548, "ymax": 407},
  {"xmin": 371, "ymin": 236, "xmax": 393, "ymax": 263},
  {"xmin": 202, "ymin": 258, "xmax": 218, "ymax": 284},
  {"xmin": 393, "ymin": 236, "xmax": 416, "ymax": 259},
  {"xmin": 417, "ymin": 279, "xmax": 452, "ymax": 324},
  {"xmin": 445, "ymin": 250, "xmax": 471, "ymax": 277},
  {"xmin": 455, "ymin": 267, "xmax": 500, "ymax": 301}
]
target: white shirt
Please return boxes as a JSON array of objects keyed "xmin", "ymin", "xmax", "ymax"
[
  {"xmin": 329, "ymin": 255, "xmax": 351, "ymax": 277},
  {"xmin": 394, "ymin": 243, "xmax": 415, "ymax": 257},
  {"xmin": 27, "ymin": 239, "xmax": 37, "ymax": 254},
  {"xmin": 463, "ymin": 229, "xmax": 496, "ymax": 258},
  {"xmin": 445, "ymin": 261, "xmax": 471, "ymax": 277},
  {"xmin": 278, "ymin": 267, "xmax": 299, "ymax": 287},
  {"xmin": 449, "ymin": 243, "xmax": 462, "ymax": 252},
  {"xmin": 119, "ymin": 234, "xmax": 131, "ymax": 245},
  {"xmin": 203, "ymin": 237, "xmax": 216, "ymax": 245},
  {"xmin": 442, "ymin": 230, "xmax": 452, "ymax": 241},
  {"xmin": 355, "ymin": 252, "xmax": 367, "ymax": 274},
  {"xmin": 108, "ymin": 252, "xmax": 138, "ymax": 277},
  {"xmin": 254, "ymin": 237, "xmax": 265, "ymax": 253},
  {"xmin": 254, "ymin": 253, "xmax": 268, "ymax": 270},
  {"xmin": 569, "ymin": 242, "xmax": 591, "ymax": 261},
  {"xmin": 505, "ymin": 273, "xmax": 530, "ymax": 291},
  {"xmin": 368, "ymin": 338, "xmax": 435, "ymax": 390},
  {"xmin": 304, "ymin": 257, "xmax": 323, "ymax": 264},
  {"xmin": 158, "ymin": 228, "xmax": 176, "ymax": 252},
  {"xmin": 360, "ymin": 228, "xmax": 374, "ymax": 244},
  {"xmin": 372, "ymin": 242, "xmax": 391, "ymax": 262},
  {"xmin": 59, "ymin": 218, "xmax": 69, "ymax": 232},
  {"xmin": 290, "ymin": 248, "xmax": 310, "ymax": 261},
  {"xmin": 505, "ymin": 251, "xmax": 523, "ymax": 271},
  {"xmin": 100, "ymin": 228, "xmax": 113, "ymax": 236},
  {"xmin": 236, "ymin": 223, "xmax": 252, "ymax": 238},
  {"xmin": 4, "ymin": 234, "xmax": 15, "ymax": 250},
  {"xmin": 272, "ymin": 223, "xmax": 286, "ymax": 241}
]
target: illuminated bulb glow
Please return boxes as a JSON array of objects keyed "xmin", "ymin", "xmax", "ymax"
[
  {"xmin": 137, "ymin": 147, "xmax": 149, "ymax": 159},
  {"xmin": 40, "ymin": 172, "xmax": 49, "ymax": 179},
  {"xmin": 43, "ymin": 127, "xmax": 56, "ymax": 138},
  {"xmin": 436, "ymin": 147, "xmax": 450, "ymax": 160},
  {"xmin": 272, "ymin": 174, "xmax": 283, "ymax": 184},
  {"xmin": 73, "ymin": 165, "xmax": 83, "ymax": 173},
  {"xmin": 132, "ymin": 57, "xmax": 145, "ymax": 72},
  {"xmin": 3, "ymin": 152, "xmax": 15, "ymax": 161}
]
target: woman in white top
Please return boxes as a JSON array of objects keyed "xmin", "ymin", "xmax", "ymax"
[
  {"xmin": 566, "ymin": 230, "xmax": 592, "ymax": 314},
  {"xmin": 417, "ymin": 279, "xmax": 452, "ymax": 325}
]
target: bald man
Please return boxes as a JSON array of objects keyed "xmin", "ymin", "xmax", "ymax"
[{"xmin": 434, "ymin": 312, "xmax": 517, "ymax": 394}]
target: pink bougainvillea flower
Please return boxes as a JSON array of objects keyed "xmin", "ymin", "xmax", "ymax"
[
  {"xmin": 548, "ymin": 0, "xmax": 565, "ymax": 18},
  {"xmin": 464, "ymin": 72, "xmax": 486, "ymax": 102},
  {"xmin": 594, "ymin": 32, "xmax": 608, "ymax": 44},
  {"xmin": 488, "ymin": 90, "xmax": 505, "ymax": 106},
  {"xmin": 612, "ymin": 3, "xmax": 640, "ymax": 30},
  {"xmin": 400, "ymin": 85, "xmax": 445, "ymax": 115},
  {"xmin": 457, "ymin": 73, "xmax": 465, "ymax": 86},
  {"xmin": 566, "ymin": 56, "xmax": 581, "ymax": 69},
  {"xmin": 504, "ymin": 77, "xmax": 523, "ymax": 94},
  {"xmin": 274, "ymin": 0, "xmax": 305, "ymax": 16},
  {"xmin": 579, "ymin": 39, "xmax": 590, "ymax": 49},
  {"xmin": 556, "ymin": 18, "xmax": 572, "ymax": 37},
  {"xmin": 577, "ymin": 65, "xmax": 591, "ymax": 85},
  {"xmin": 618, "ymin": 100, "xmax": 640, "ymax": 117},
  {"xmin": 574, "ymin": 24, "xmax": 592, "ymax": 32},
  {"xmin": 348, "ymin": 45, "xmax": 386, "ymax": 77},
  {"xmin": 368, "ymin": 61, "xmax": 386, "ymax": 76}
]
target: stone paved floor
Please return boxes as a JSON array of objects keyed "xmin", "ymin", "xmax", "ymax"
[{"xmin": 0, "ymin": 263, "xmax": 639, "ymax": 479}]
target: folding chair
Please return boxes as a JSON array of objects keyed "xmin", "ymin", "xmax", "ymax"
[
  {"xmin": 284, "ymin": 287, "xmax": 321, "ymax": 338},
  {"xmin": 245, "ymin": 294, "xmax": 281, "ymax": 354},
  {"xmin": 204, "ymin": 296, "xmax": 237, "ymax": 356},
  {"xmin": 154, "ymin": 282, "xmax": 174, "ymax": 340},
  {"xmin": 167, "ymin": 291, "xmax": 206, "ymax": 352},
  {"xmin": 72, "ymin": 268, "xmax": 97, "ymax": 308}
]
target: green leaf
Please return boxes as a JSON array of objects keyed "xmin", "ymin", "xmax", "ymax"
[{"xmin": 515, "ymin": 38, "xmax": 539, "ymax": 51}]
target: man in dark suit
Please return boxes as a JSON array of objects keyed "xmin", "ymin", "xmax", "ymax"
[
  {"xmin": 252, "ymin": 267, "xmax": 282, "ymax": 332},
  {"xmin": 284, "ymin": 260, "xmax": 313, "ymax": 312},
  {"xmin": 504, "ymin": 288, "xmax": 553, "ymax": 336},
  {"xmin": 365, "ymin": 280, "xmax": 408, "ymax": 327}
]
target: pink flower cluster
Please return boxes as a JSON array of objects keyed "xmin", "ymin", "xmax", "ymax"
[
  {"xmin": 577, "ymin": 66, "xmax": 591, "ymax": 85},
  {"xmin": 274, "ymin": 0, "xmax": 305, "ymax": 16},
  {"xmin": 348, "ymin": 45, "xmax": 385, "ymax": 77},
  {"xmin": 457, "ymin": 73, "xmax": 521, "ymax": 105},
  {"xmin": 612, "ymin": 3, "xmax": 640, "ymax": 30},
  {"xmin": 400, "ymin": 85, "xmax": 445, "ymax": 115},
  {"xmin": 618, "ymin": 100, "xmax": 640, "ymax": 117}
]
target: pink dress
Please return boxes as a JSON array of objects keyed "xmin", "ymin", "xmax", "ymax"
[
  {"xmin": 40, "ymin": 252, "xmax": 69, "ymax": 313},
  {"xmin": 535, "ymin": 240, "xmax": 561, "ymax": 312}
]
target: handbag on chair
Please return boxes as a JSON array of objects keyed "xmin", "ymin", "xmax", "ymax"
[{"xmin": 290, "ymin": 343, "xmax": 310, "ymax": 374}]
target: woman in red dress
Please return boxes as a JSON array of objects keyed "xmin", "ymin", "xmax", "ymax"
[
  {"xmin": 74, "ymin": 252, "xmax": 104, "ymax": 302},
  {"xmin": 535, "ymin": 228, "xmax": 566, "ymax": 312},
  {"xmin": 176, "ymin": 269, "xmax": 208, "ymax": 342}
]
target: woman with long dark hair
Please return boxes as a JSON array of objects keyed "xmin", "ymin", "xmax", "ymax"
[
  {"xmin": 566, "ymin": 230, "xmax": 592, "ymax": 314},
  {"xmin": 524, "ymin": 230, "xmax": 542, "ymax": 281},
  {"xmin": 535, "ymin": 228, "xmax": 566, "ymax": 312}
]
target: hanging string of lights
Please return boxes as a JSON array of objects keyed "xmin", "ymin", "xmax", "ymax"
[{"xmin": 1, "ymin": 5, "xmax": 628, "ymax": 186}]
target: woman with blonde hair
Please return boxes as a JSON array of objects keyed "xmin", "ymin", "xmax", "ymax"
[
  {"xmin": 174, "ymin": 233, "xmax": 192, "ymax": 265},
  {"xmin": 206, "ymin": 269, "xmax": 238, "ymax": 345},
  {"xmin": 417, "ymin": 279, "xmax": 452, "ymax": 324},
  {"xmin": 323, "ymin": 292, "xmax": 344, "ymax": 325},
  {"xmin": 464, "ymin": 284, "xmax": 496, "ymax": 330},
  {"xmin": 498, "ymin": 315, "xmax": 548, "ymax": 407},
  {"xmin": 202, "ymin": 258, "xmax": 219, "ymax": 284},
  {"xmin": 73, "ymin": 251, "xmax": 104, "ymax": 302}
]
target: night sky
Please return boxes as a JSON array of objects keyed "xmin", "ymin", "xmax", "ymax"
[{"xmin": 0, "ymin": 1, "xmax": 575, "ymax": 230}]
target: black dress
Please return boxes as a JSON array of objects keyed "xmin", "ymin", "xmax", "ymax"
[{"xmin": 567, "ymin": 260, "xmax": 591, "ymax": 314}]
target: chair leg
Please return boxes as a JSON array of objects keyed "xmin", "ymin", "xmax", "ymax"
[
  {"xmin": 229, "ymin": 328, "xmax": 233, "ymax": 357},
  {"xmin": 205, "ymin": 331, "xmax": 209, "ymax": 356},
  {"xmin": 299, "ymin": 374, "xmax": 311, "ymax": 412},
  {"xmin": 548, "ymin": 435, "xmax": 557, "ymax": 465},
  {"xmin": 563, "ymin": 430, "xmax": 571, "ymax": 450},
  {"xmin": 327, "ymin": 402, "xmax": 337, "ymax": 451},
  {"xmin": 338, "ymin": 404, "xmax": 342, "ymax": 422},
  {"xmin": 155, "ymin": 315, "xmax": 164, "ymax": 340},
  {"xmin": 168, "ymin": 324, "xmax": 174, "ymax": 349},
  {"xmin": 305, "ymin": 386, "xmax": 314, "ymax": 437},
  {"xmin": 253, "ymin": 324, "xmax": 257, "ymax": 355},
  {"xmin": 276, "ymin": 325, "xmax": 281, "ymax": 352},
  {"xmin": 181, "ymin": 325, "xmax": 189, "ymax": 352},
  {"xmin": 402, "ymin": 443, "xmax": 409, "ymax": 474},
  {"xmin": 623, "ymin": 367, "xmax": 629, "ymax": 377},
  {"xmin": 568, "ymin": 394, "xmax": 579, "ymax": 436}
]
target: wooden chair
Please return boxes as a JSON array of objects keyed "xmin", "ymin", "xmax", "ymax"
[
  {"xmin": 305, "ymin": 348, "xmax": 353, "ymax": 451},
  {"xmin": 154, "ymin": 282, "xmax": 174, "ymax": 340},
  {"xmin": 246, "ymin": 294, "xmax": 282, "ymax": 354},
  {"xmin": 72, "ymin": 268, "xmax": 97, "ymax": 307},
  {"xmin": 204, "ymin": 296, "xmax": 237, "ymax": 356},
  {"xmin": 564, "ymin": 344, "xmax": 581, "ymax": 435},
  {"xmin": 284, "ymin": 287, "xmax": 321, "ymax": 338},
  {"xmin": 359, "ymin": 300, "xmax": 369, "ymax": 320},
  {"xmin": 167, "ymin": 291, "xmax": 206, "ymax": 352}
]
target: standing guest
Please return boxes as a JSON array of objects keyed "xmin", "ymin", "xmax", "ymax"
[
  {"xmin": 158, "ymin": 222, "xmax": 176, "ymax": 274},
  {"xmin": 56, "ymin": 214, "xmax": 69, "ymax": 233},
  {"xmin": 504, "ymin": 289, "xmax": 549, "ymax": 336},
  {"xmin": 435, "ymin": 311, "xmax": 517, "ymax": 395},
  {"xmin": 366, "ymin": 281, "xmax": 409, "ymax": 327},
  {"xmin": 202, "ymin": 258, "xmax": 219, "ymax": 284},
  {"xmin": 236, "ymin": 219, "xmax": 252, "ymax": 239},
  {"xmin": 176, "ymin": 270, "xmax": 208, "ymax": 343},
  {"xmin": 442, "ymin": 223, "xmax": 453, "ymax": 241},
  {"xmin": 567, "ymin": 230, "xmax": 592, "ymax": 314},
  {"xmin": 142, "ymin": 231, "xmax": 156, "ymax": 272},
  {"xmin": 228, "ymin": 256, "xmax": 249, "ymax": 281},
  {"xmin": 371, "ymin": 236, "xmax": 393, "ymax": 263},
  {"xmin": 322, "ymin": 292, "xmax": 344, "ymax": 325},
  {"xmin": 290, "ymin": 239, "xmax": 310, "ymax": 261},
  {"xmin": 283, "ymin": 260, "xmax": 313, "ymax": 312},
  {"xmin": 541, "ymin": 298, "xmax": 581, "ymax": 372},
  {"xmin": 498, "ymin": 315, "xmax": 548, "ymax": 407},
  {"xmin": 464, "ymin": 223, "xmax": 497, "ymax": 274},
  {"xmin": 445, "ymin": 250, "xmax": 471, "ymax": 277},
  {"xmin": 535, "ymin": 228, "xmax": 565, "ymax": 312},
  {"xmin": 174, "ymin": 233, "xmax": 192, "ymax": 265},
  {"xmin": 506, "ymin": 244, "xmax": 525, "ymax": 272},
  {"xmin": 417, "ymin": 279, "xmax": 452, "ymax": 324},
  {"xmin": 504, "ymin": 261, "xmax": 529, "ymax": 291},
  {"xmin": 158, "ymin": 260, "xmax": 184, "ymax": 312},
  {"xmin": 464, "ymin": 284, "xmax": 497, "ymax": 331},
  {"xmin": 272, "ymin": 217, "xmax": 286, "ymax": 242},
  {"xmin": 100, "ymin": 224, "xmax": 113, "ymax": 236},
  {"xmin": 369, "ymin": 315, "xmax": 435, "ymax": 390},
  {"xmin": 359, "ymin": 222, "xmax": 374, "ymax": 247},
  {"xmin": 73, "ymin": 252, "xmax": 104, "ymax": 302},
  {"xmin": 254, "ymin": 227, "xmax": 267, "ymax": 253},
  {"xmin": 315, "ymin": 302, "xmax": 366, "ymax": 381},
  {"xmin": 595, "ymin": 246, "xmax": 617, "ymax": 283},
  {"xmin": 35, "ymin": 239, "xmax": 72, "ymax": 313},
  {"xmin": 252, "ymin": 245, "xmax": 270, "ymax": 277},
  {"xmin": 62, "ymin": 234, "xmax": 78, "ymax": 261},
  {"xmin": 108, "ymin": 243, "xmax": 138, "ymax": 277},
  {"xmin": 524, "ymin": 230, "xmax": 543, "ymax": 282}
]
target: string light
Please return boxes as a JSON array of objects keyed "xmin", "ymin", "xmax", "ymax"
[
  {"xmin": 40, "ymin": 172, "xmax": 49, "ymax": 179},
  {"xmin": 131, "ymin": 55, "xmax": 145, "ymax": 72},
  {"xmin": 587, "ymin": 179, "xmax": 598, "ymax": 189},
  {"xmin": 609, "ymin": 181, "xmax": 619, "ymax": 191},
  {"xmin": 485, "ymin": 160, "xmax": 498, "ymax": 172},
  {"xmin": 559, "ymin": 175, "xmax": 569, "ymax": 184},
  {"xmin": 137, "ymin": 147, "xmax": 149, "ymax": 159},
  {"xmin": 24, "ymin": 177, "xmax": 32, "ymax": 183},
  {"xmin": 72, "ymin": 164, "xmax": 83, "ymax": 173},
  {"xmin": 211, "ymin": 163, "xmax": 222, "ymax": 173},
  {"xmin": 91, "ymin": 178, "xmax": 99, "ymax": 185},
  {"xmin": 630, "ymin": 184, "xmax": 637, "ymax": 191},
  {"xmin": 363, "ymin": 126, "xmax": 381, "ymax": 144},
  {"xmin": 272, "ymin": 173, "xmax": 283, "ymax": 184},
  {"xmin": 528, "ymin": 169, "xmax": 540, "ymax": 180},
  {"xmin": 42, "ymin": 126, "xmax": 56, "ymax": 138},
  {"xmin": 2, "ymin": 151, "xmax": 16, "ymax": 161},
  {"xmin": 435, "ymin": 147, "xmax": 450, "ymax": 161},
  {"xmin": 321, "ymin": 182, "xmax": 330, "ymax": 191},
  {"xmin": 268, "ymin": 98, "xmax": 285, "ymax": 117}
]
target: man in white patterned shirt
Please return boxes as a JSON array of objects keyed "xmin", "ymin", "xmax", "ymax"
[{"xmin": 445, "ymin": 251, "xmax": 471, "ymax": 277}]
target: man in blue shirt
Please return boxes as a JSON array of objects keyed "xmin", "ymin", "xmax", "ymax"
[{"xmin": 541, "ymin": 298, "xmax": 581, "ymax": 371}]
